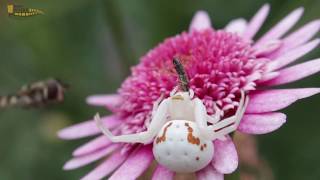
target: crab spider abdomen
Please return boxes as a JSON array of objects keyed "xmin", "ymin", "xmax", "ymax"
[{"xmin": 153, "ymin": 120, "xmax": 214, "ymax": 173}]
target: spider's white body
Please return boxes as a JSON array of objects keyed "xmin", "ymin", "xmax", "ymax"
[
  {"xmin": 153, "ymin": 120, "xmax": 214, "ymax": 172},
  {"xmin": 95, "ymin": 88, "xmax": 248, "ymax": 173}
]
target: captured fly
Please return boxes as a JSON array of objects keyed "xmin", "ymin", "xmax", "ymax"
[
  {"xmin": 0, "ymin": 78, "xmax": 67, "ymax": 108},
  {"xmin": 173, "ymin": 57, "xmax": 190, "ymax": 92}
]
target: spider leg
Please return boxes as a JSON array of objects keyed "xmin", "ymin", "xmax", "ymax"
[
  {"xmin": 235, "ymin": 91, "xmax": 249, "ymax": 127},
  {"xmin": 206, "ymin": 114, "xmax": 228, "ymax": 141},
  {"xmin": 170, "ymin": 86, "xmax": 179, "ymax": 97},
  {"xmin": 189, "ymin": 89, "xmax": 195, "ymax": 99},
  {"xmin": 210, "ymin": 123, "xmax": 238, "ymax": 139},
  {"xmin": 204, "ymin": 91, "xmax": 249, "ymax": 140},
  {"xmin": 96, "ymin": 99, "xmax": 170, "ymax": 144},
  {"xmin": 207, "ymin": 103, "xmax": 223, "ymax": 124},
  {"xmin": 151, "ymin": 94, "xmax": 164, "ymax": 117},
  {"xmin": 194, "ymin": 97, "xmax": 217, "ymax": 139},
  {"xmin": 95, "ymin": 113, "xmax": 149, "ymax": 143}
]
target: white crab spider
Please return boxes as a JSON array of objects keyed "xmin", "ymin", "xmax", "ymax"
[{"xmin": 95, "ymin": 88, "xmax": 249, "ymax": 173}]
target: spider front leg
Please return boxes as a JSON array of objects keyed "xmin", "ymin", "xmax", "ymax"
[
  {"xmin": 206, "ymin": 103, "xmax": 223, "ymax": 124},
  {"xmin": 96, "ymin": 99, "xmax": 170, "ymax": 144},
  {"xmin": 206, "ymin": 104, "xmax": 226, "ymax": 140},
  {"xmin": 208, "ymin": 91, "xmax": 249, "ymax": 140},
  {"xmin": 151, "ymin": 94, "xmax": 164, "ymax": 117},
  {"xmin": 195, "ymin": 91, "xmax": 249, "ymax": 141},
  {"xmin": 194, "ymin": 97, "xmax": 215, "ymax": 140}
]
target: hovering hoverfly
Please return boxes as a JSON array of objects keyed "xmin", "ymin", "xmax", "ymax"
[{"xmin": 0, "ymin": 78, "xmax": 68, "ymax": 108}]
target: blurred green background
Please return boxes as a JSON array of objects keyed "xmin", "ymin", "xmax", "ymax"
[{"xmin": 0, "ymin": 0, "xmax": 319, "ymax": 179}]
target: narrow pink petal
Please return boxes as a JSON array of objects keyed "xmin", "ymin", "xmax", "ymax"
[
  {"xmin": 57, "ymin": 115, "xmax": 120, "ymax": 140},
  {"xmin": 63, "ymin": 144, "xmax": 119, "ymax": 170},
  {"xmin": 212, "ymin": 137, "xmax": 238, "ymax": 174},
  {"xmin": 86, "ymin": 94, "xmax": 121, "ymax": 110},
  {"xmin": 270, "ymin": 19, "xmax": 320, "ymax": 58},
  {"xmin": 109, "ymin": 145, "xmax": 154, "ymax": 180},
  {"xmin": 225, "ymin": 18, "xmax": 247, "ymax": 35},
  {"xmin": 268, "ymin": 39, "xmax": 320, "ymax": 71},
  {"xmin": 81, "ymin": 152, "xmax": 128, "ymax": 180},
  {"xmin": 152, "ymin": 165, "xmax": 175, "ymax": 180},
  {"xmin": 256, "ymin": 7, "xmax": 304, "ymax": 46},
  {"xmin": 265, "ymin": 58, "xmax": 320, "ymax": 86},
  {"xmin": 243, "ymin": 4, "xmax": 270, "ymax": 39},
  {"xmin": 254, "ymin": 39, "xmax": 282, "ymax": 56},
  {"xmin": 73, "ymin": 135, "xmax": 111, "ymax": 156},
  {"xmin": 258, "ymin": 72, "xmax": 280, "ymax": 83},
  {"xmin": 189, "ymin": 11, "xmax": 212, "ymax": 31},
  {"xmin": 196, "ymin": 165, "xmax": 224, "ymax": 180},
  {"xmin": 238, "ymin": 113, "xmax": 286, "ymax": 134},
  {"xmin": 247, "ymin": 88, "xmax": 320, "ymax": 113}
]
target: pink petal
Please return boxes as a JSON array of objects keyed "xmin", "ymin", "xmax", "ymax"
[
  {"xmin": 189, "ymin": 11, "xmax": 212, "ymax": 31},
  {"xmin": 238, "ymin": 113, "xmax": 286, "ymax": 134},
  {"xmin": 196, "ymin": 165, "xmax": 224, "ymax": 180},
  {"xmin": 258, "ymin": 72, "xmax": 280, "ymax": 83},
  {"xmin": 86, "ymin": 94, "xmax": 121, "ymax": 110},
  {"xmin": 246, "ymin": 88, "xmax": 320, "ymax": 113},
  {"xmin": 254, "ymin": 39, "xmax": 282, "ymax": 56},
  {"xmin": 243, "ymin": 4, "xmax": 270, "ymax": 40},
  {"xmin": 73, "ymin": 135, "xmax": 111, "ymax": 156},
  {"xmin": 109, "ymin": 145, "xmax": 154, "ymax": 180},
  {"xmin": 57, "ymin": 115, "xmax": 120, "ymax": 140},
  {"xmin": 255, "ymin": 7, "xmax": 304, "ymax": 46},
  {"xmin": 63, "ymin": 144, "xmax": 119, "ymax": 170},
  {"xmin": 212, "ymin": 137, "xmax": 238, "ymax": 174},
  {"xmin": 152, "ymin": 165, "xmax": 175, "ymax": 180},
  {"xmin": 81, "ymin": 152, "xmax": 128, "ymax": 180},
  {"xmin": 265, "ymin": 58, "xmax": 320, "ymax": 86},
  {"xmin": 268, "ymin": 39, "xmax": 320, "ymax": 71},
  {"xmin": 225, "ymin": 18, "xmax": 247, "ymax": 35},
  {"xmin": 270, "ymin": 19, "xmax": 320, "ymax": 58}
]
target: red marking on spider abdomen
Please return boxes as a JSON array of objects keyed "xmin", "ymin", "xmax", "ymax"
[
  {"xmin": 184, "ymin": 122, "xmax": 208, "ymax": 152},
  {"xmin": 185, "ymin": 122, "xmax": 200, "ymax": 145},
  {"xmin": 156, "ymin": 122, "xmax": 173, "ymax": 144}
]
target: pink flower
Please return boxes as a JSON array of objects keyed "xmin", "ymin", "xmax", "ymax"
[{"xmin": 58, "ymin": 4, "xmax": 320, "ymax": 180}]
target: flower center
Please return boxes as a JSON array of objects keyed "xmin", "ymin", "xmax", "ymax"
[{"xmin": 118, "ymin": 29, "xmax": 266, "ymax": 130}]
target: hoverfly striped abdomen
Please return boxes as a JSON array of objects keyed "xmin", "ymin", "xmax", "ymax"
[{"xmin": 0, "ymin": 79, "xmax": 67, "ymax": 108}]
